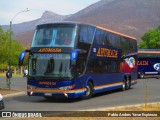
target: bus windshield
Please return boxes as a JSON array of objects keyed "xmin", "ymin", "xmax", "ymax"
[
  {"xmin": 31, "ymin": 24, "xmax": 76, "ymax": 48},
  {"xmin": 29, "ymin": 53, "xmax": 73, "ymax": 79}
]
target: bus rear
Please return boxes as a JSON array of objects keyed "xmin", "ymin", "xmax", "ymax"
[{"xmin": 138, "ymin": 49, "xmax": 160, "ymax": 78}]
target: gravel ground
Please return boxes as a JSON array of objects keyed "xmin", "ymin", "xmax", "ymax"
[{"xmin": 0, "ymin": 89, "xmax": 22, "ymax": 95}]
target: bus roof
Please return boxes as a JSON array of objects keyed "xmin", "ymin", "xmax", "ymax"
[
  {"xmin": 138, "ymin": 49, "xmax": 160, "ymax": 58},
  {"xmin": 138, "ymin": 49, "xmax": 160, "ymax": 54},
  {"xmin": 96, "ymin": 26, "xmax": 137, "ymax": 40},
  {"xmin": 36, "ymin": 21, "xmax": 95, "ymax": 28},
  {"xmin": 37, "ymin": 21, "xmax": 137, "ymax": 40}
]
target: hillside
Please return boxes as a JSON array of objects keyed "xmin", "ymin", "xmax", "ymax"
[
  {"xmin": 2, "ymin": 11, "xmax": 71, "ymax": 35},
  {"xmin": 2, "ymin": 11, "xmax": 72, "ymax": 45},
  {"xmin": 2, "ymin": 0, "xmax": 160, "ymax": 46},
  {"xmin": 66, "ymin": 0, "xmax": 160, "ymax": 41}
]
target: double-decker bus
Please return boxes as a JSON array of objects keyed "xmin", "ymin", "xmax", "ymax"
[
  {"xmin": 138, "ymin": 49, "xmax": 160, "ymax": 78},
  {"xmin": 19, "ymin": 22, "xmax": 137, "ymax": 99}
]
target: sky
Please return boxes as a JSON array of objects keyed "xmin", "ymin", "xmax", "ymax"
[{"xmin": 0, "ymin": 0, "xmax": 100, "ymax": 25}]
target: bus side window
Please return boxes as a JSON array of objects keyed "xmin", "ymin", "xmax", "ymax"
[
  {"xmin": 76, "ymin": 57, "xmax": 86, "ymax": 75},
  {"xmin": 94, "ymin": 29, "xmax": 111, "ymax": 46},
  {"xmin": 79, "ymin": 26, "xmax": 88, "ymax": 43},
  {"xmin": 79, "ymin": 25, "xmax": 94, "ymax": 44}
]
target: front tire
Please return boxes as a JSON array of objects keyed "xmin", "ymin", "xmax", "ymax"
[{"xmin": 83, "ymin": 82, "xmax": 94, "ymax": 99}]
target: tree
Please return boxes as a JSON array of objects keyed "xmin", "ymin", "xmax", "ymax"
[
  {"xmin": 138, "ymin": 26, "xmax": 160, "ymax": 49},
  {"xmin": 10, "ymin": 40, "xmax": 24, "ymax": 66},
  {"xmin": 0, "ymin": 27, "xmax": 10, "ymax": 69},
  {"xmin": 0, "ymin": 27, "xmax": 24, "ymax": 69}
]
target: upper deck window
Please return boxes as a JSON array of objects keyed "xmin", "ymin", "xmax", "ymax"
[
  {"xmin": 78, "ymin": 25, "xmax": 95, "ymax": 44},
  {"xmin": 31, "ymin": 24, "xmax": 76, "ymax": 48}
]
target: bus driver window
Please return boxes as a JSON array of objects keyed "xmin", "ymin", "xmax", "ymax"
[{"xmin": 42, "ymin": 29, "xmax": 52, "ymax": 45}]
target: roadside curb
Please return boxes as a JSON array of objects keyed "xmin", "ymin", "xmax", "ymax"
[{"xmin": 3, "ymin": 92, "xmax": 26, "ymax": 98}]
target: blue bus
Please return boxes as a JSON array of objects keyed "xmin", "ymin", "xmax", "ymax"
[
  {"xmin": 138, "ymin": 49, "xmax": 160, "ymax": 78},
  {"xmin": 19, "ymin": 22, "xmax": 137, "ymax": 99}
]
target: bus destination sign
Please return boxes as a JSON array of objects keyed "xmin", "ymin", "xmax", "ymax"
[{"xmin": 38, "ymin": 48, "xmax": 62, "ymax": 53}]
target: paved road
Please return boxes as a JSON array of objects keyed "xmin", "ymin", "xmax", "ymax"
[
  {"xmin": 0, "ymin": 76, "xmax": 27, "ymax": 91},
  {"xmin": 1, "ymin": 77, "xmax": 160, "ymax": 111}
]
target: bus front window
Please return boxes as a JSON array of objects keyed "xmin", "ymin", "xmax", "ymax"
[
  {"xmin": 31, "ymin": 24, "xmax": 76, "ymax": 48},
  {"xmin": 29, "ymin": 54, "xmax": 74, "ymax": 79}
]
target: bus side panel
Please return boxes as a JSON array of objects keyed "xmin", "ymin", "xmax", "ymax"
[
  {"xmin": 138, "ymin": 58, "xmax": 160, "ymax": 77},
  {"xmin": 77, "ymin": 73, "xmax": 123, "ymax": 95},
  {"xmin": 82, "ymin": 44, "xmax": 137, "ymax": 94},
  {"xmin": 91, "ymin": 73, "xmax": 124, "ymax": 94}
]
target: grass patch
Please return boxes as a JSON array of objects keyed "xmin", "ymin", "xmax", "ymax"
[
  {"xmin": 0, "ymin": 89, "xmax": 22, "ymax": 95},
  {"xmin": 0, "ymin": 73, "xmax": 23, "ymax": 77},
  {"xmin": 106, "ymin": 103, "xmax": 160, "ymax": 111}
]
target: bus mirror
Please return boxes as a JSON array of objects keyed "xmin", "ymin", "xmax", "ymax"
[{"xmin": 19, "ymin": 50, "xmax": 30, "ymax": 66}]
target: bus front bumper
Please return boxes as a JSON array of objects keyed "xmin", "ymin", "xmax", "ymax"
[{"xmin": 27, "ymin": 88, "xmax": 86, "ymax": 98}]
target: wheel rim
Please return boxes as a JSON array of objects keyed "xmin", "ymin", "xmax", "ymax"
[
  {"xmin": 122, "ymin": 81, "xmax": 125, "ymax": 90},
  {"xmin": 86, "ymin": 85, "xmax": 91, "ymax": 96},
  {"xmin": 126, "ymin": 79, "xmax": 130, "ymax": 89}
]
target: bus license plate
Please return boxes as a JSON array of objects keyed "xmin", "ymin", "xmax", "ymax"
[{"xmin": 45, "ymin": 93, "xmax": 52, "ymax": 96}]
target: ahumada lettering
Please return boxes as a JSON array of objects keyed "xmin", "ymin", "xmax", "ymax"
[{"xmin": 96, "ymin": 48, "xmax": 118, "ymax": 58}]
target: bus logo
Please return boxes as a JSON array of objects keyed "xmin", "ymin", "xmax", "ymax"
[
  {"xmin": 125, "ymin": 57, "xmax": 136, "ymax": 68},
  {"xmin": 39, "ymin": 82, "xmax": 56, "ymax": 85},
  {"xmin": 153, "ymin": 63, "xmax": 160, "ymax": 71}
]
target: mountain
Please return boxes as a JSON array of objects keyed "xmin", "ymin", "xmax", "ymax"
[
  {"xmin": 2, "ymin": 11, "xmax": 72, "ymax": 46},
  {"xmin": 2, "ymin": 0, "xmax": 160, "ymax": 46},
  {"xmin": 66, "ymin": 0, "xmax": 160, "ymax": 41},
  {"xmin": 2, "ymin": 11, "xmax": 72, "ymax": 35},
  {"xmin": 37, "ymin": 11, "xmax": 71, "ymax": 24},
  {"xmin": 66, "ymin": 0, "xmax": 114, "ymax": 20}
]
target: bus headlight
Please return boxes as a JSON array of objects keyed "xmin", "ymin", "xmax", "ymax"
[
  {"xmin": 27, "ymin": 85, "xmax": 36, "ymax": 89},
  {"xmin": 59, "ymin": 84, "xmax": 75, "ymax": 90},
  {"xmin": 59, "ymin": 86, "xmax": 68, "ymax": 90}
]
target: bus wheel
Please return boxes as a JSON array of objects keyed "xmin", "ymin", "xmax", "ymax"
[
  {"xmin": 125, "ymin": 79, "xmax": 131, "ymax": 90},
  {"xmin": 122, "ymin": 79, "xmax": 126, "ymax": 91},
  {"xmin": 140, "ymin": 71, "xmax": 145, "ymax": 79},
  {"xmin": 83, "ymin": 82, "xmax": 93, "ymax": 99},
  {"xmin": 122, "ymin": 79, "xmax": 130, "ymax": 91}
]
